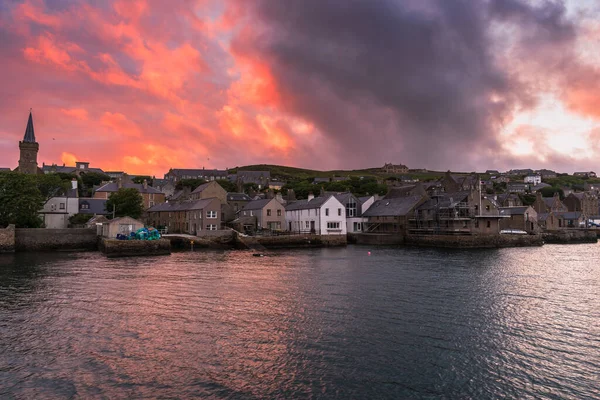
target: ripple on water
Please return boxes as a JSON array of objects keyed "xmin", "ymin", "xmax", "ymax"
[{"xmin": 0, "ymin": 245, "xmax": 599, "ymax": 399}]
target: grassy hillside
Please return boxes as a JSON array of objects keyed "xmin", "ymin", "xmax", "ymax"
[{"xmin": 229, "ymin": 164, "xmax": 446, "ymax": 182}]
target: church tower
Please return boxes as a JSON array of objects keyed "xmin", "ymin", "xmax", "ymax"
[{"xmin": 17, "ymin": 111, "xmax": 40, "ymax": 175}]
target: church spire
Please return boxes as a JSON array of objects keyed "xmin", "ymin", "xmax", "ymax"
[{"xmin": 23, "ymin": 110, "xmax": 36, "ymax": 143}]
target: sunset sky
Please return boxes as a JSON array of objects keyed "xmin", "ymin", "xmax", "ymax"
[{"xmin": 1, "ymin": 0, "xmax": 600, "ymax": 176}]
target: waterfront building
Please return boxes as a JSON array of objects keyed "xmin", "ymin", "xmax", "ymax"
[
  {"xmin": 235, "ymin": 198, "xmax": 286, "ymax": 232},
  {"xmin": 146, "ymin": 198, "xmax": 222, "ymax": 234},
  {"xmin": 285, "ymin": 194, "xmax": 347, "ymax": 235}
]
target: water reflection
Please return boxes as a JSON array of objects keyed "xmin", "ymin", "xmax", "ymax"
[{"xmin": 0, "ymin": 245, "xmax": 599, "ymax": 398}]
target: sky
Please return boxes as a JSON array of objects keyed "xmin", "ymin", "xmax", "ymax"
[{"xmin": 1, "ymin": 0, "xmax": 600, "ymax": 176}]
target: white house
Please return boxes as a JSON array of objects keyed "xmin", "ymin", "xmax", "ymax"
[
  {"xmin": 40, "ymin": 194, "xmax": 79, "ymax": 228},
  {"xmin": 285, "ymin": 194, "xmax": 347, "ymax": 235},
  {"xmin": 524, "ymin": 175, "xmax": 541, "ymax": 185}
]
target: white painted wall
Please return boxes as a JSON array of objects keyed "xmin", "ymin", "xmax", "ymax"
[
  {"xmin": 40, "ymin": 196, "xmax": 79, "ymax": 228},
  {"xmin": 360, "ymin": 196, "xmax": 375, "ymax": 214},
  {"xmin": 318, "ymin": 196, "xmax": 347, "ymax": 235}
]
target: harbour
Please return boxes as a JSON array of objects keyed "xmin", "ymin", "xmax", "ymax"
[{"xmin": 1, "ymin": 245, "xmax": 598, "ymax": 398}]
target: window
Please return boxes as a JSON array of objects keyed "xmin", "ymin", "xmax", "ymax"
[
  {"xmin": 327, "ymin": 222, "xmax": 340, "ymax": 229},
  {"xmin": 277, "ymin": 209, "xmax": 281, "ymax": 216},
  {"xmin": 149, "ymin": 201, "xmax": 154, "ymax": 207},
  {"xmin": 250, "ymin": 211, "xmax": 254, "ymax": 216},
  {"xmin": 206, "ymin": 224, "xmax": 217, "ymax": 230},
  {"xmin": 305, "ymin": 221, "xmax": 310, "ymax": 228},
  {"xmin": 485, "ymin": 205, "xmax": 490, "ymax": 211},
  {"xmin": 206, "ymin": 211, "xmax": 217, "ymax": 219},
  {"xmin": 81, "ymin": 203, "xmax": 89, "ymax": 210},
  {"xmin": 486, "ymin": 221, "xmax": 491, "ymax": 228},
  {"xmin": 59, "ymin": 203, "xmax": 65, "ymax": 210},
  {"xmin": 325, "ymin": 208, "xmax": 329, "ymax": 216},
  {"xmin": 267, "ymin": 209, "xmax": 272, "ymax": 216},
  {"xmin": 346, "ymin": 198, "xmax": 357, "ymax": 217},
  {"xmin": 338, "ymin": 208, "xmax": 342, "ymax": 216}
]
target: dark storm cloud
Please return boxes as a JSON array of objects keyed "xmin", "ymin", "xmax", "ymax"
[{"xmin": 232, "ymin": 0, "xmax": 580, "ymax": 170}]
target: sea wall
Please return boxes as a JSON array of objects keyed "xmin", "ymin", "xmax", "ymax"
[
  {"xmin": 167, "ymin": 230, "xmax": 235, "ymax": 249},
  {"xmin": 15, "ymin": 228, "xmax": 97, "ymax": 251},
  {"xmin": 253, "ymin": 234, "xmax": 347, "ymax": 248},
  {"xmin": 404, "ymin": 234, "xmax": 544, "ymax": 248},
  {"xmin": 348, "ymin": 233, "xmax": 404, "ymax": 246},
  {"xmin": 0, "ymin": 225, "xmax": 16, "ymax": 253},
  {"xmin": 542, "ymin": 230, "xmax": 597, "ymax": 244},
  {"xmin": 99, "ymin": 238, "xmax": 171, "ymax": 258}
]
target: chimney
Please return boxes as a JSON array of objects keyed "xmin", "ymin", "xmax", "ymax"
[
  {"xmin": 267, "ymin": 189, "xmax": 274, "ymax": 199},
  {"xmin": 117, "ymin": 177, "xmax": 123, "ymax": 189},
  {"xmin": 143, "ymin": 179, "xmax": 148, "ymax": 190},
  {"xmin": 308, "ymin": 192, "xmax": 314, "ymax": 201},
  {"xmin": 71, "ymin": 178, "xmax": 78, "ymax": 190}
]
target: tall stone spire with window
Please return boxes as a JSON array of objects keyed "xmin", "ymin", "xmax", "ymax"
[{"xmin": 17, "ymin": 110, "xmax": 40, "ymax": 175}]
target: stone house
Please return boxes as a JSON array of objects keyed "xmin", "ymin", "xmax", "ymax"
[
  {"xmin": 563, "ymin": 192, "xmax": 598, "ymax": 218},
  {"xmin": 146, "ymin": 198, "xmax": 222, "ymax": 234},
  {"xmin": 539, "ymin": 211, "xmax": 584, "ymax": 230},
  {"xmin": 229, "ymin": 171, "xmax": 271, "ymax": 189},
  {"xmin": 364, "ymin": 195, "xmax": 426, "ymax": 235},
  {"xmin": 237, "ymin": 198, "xmax": 286, "ymax": 231},
  {"xmin": 164, "ymin": 168, "xmax": 228, "ymax": 182},
  {"xmin": 507, "ymin": 182, "xmax": 529, "ymax": 193},
  {"xmin": 382, "ymin": 163, "xmax": 408, "ymax": 174},
  {"xmin": 498, "ymin": 206, "xmax": 538, "ymax": 232},
  {"xmin": 94, "ymin": 179, "xmax": 165, "ymax": 209},
  {"xmin": 227, "ymin": 192, "xmax": 253, "ymax": 213},
  {"xmin": 574, "ymin": 171, "xmax": 597, "ymax": 178},
  {"xmin": 189, "ymin": 181, "xmax": 227, "ymax": 202},
  {"xmin": 531, "ymin": 192, "xmax": 567, "ymax": 214}
]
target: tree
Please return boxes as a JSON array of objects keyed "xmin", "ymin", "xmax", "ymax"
[
  {"xmin": 81, "ymin": 172, "xmax": 111, "ymax": 188},
  {"xmin": 36, "ymin": 173, "xmax": 69, "ymax": 202},
  {"xmin": 106, "ymin": 188, "xmax": 144, "ymax": 219},
  {"xmin": 69, "ymin": 213, "xmax": 92, "ymax": 226},
  {"xmin": 539, "ymin": 186, "xmax": 565, "ymax": 200},
  {"xmin": 132, "ymin": 175, "xmax": 153, "ymax": 185},
  {"xmin": 216, "ymin": 179, "xmax": 237, "ymax": 192},
  {"xmin": 0, "ymin": 172, "xmax": 44, "ymax": 228},
  {"xmin": 176, "ymin": 178, "xmax": 206, "ymax": 191},
  {"xmin": 519, "ymin": 193, "xmax": 537, "ymax": 206}
]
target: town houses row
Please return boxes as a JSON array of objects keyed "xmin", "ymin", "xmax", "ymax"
[{"xmin": 5, "ymin": 111, "xmax": 600, "ymax": 236}]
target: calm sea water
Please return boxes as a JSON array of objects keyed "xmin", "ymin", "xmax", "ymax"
[{"xmin": 0, "ymin": 245, "xmax": 599, "ymax": 399}]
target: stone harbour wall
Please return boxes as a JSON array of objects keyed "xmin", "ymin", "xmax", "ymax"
[
  {"xmin": 0, "ymin": 225, "xmax": 16, "ymax": 253},
  {"xmin": 348, "ymin": 233, "xmax": 404, "ymax": 246},
  {"xmin": 99, "ymin": 238, "xmax": 171, "ymax": 258},
  {"xmin": 404, "ymin": 234, "xmax": 544, "ymax": 248},
  {"xmin": 15, "ymin": 228, "xmax": 98, "ymax": 251},
  {"xmin": 542, "ymin": 230, "xmax": 597, "ymax": 244},
  {"xmin": 253, "ymin": 234, "xmax": 347, "ymax": 249}
]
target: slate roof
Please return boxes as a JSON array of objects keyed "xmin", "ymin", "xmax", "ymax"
[
  {"xmin": 78, "ymin": 198, "xmax": 109, "ymax": 215},
  {"xmin": 498, "ymin": 206, "xmax": 530, "ymax": 216},
  {"xmin": 168, "ymin": 169, "xmax": 228, "ymax": 178},
  {"xmin": 147, "ymin": 198, "xmax": 215, "ymax": 212},
  {"xmin": 234, "ymin": 171, "xmax": 271, "ymax": 180},
  {"xmin": 42, "ymin": 165, "xmax": 105, "ymax": 174},
  {"xmin": 556, "ymin": 211, "xmax": 583, "ymax": 220},
  {"xmin": 191, "ymin": 182, "xmax": 211, "ymax": 194},
  {"xmin": 227, "ymin": 192, "xmax": 252, "ymax": 202},
  {"xmin": 0, "ymin": 168, "xmax": 11, "ymax": 172},
  {"xmin": 285, "ymin": 195, "xmax": 333, "ymax": 211},
  {"xmin": 95, "ymin": 182, "xmax": 162, "ymax": 194},
  {"xmin": 417, "ymin": 191, "xmax": 470, "ymax": 210},
  {"xmin": 359, "ymin": 196, "xmax": 373, "ymax": 204},
  {"xmin": 242, "ymin": 199, "xmax": 274, "ymax": 211},
  {"xmin": 23, "ymin": 112, "xmax": 36, "ymax": 143},
  {"xmin": 362, "ymin": 195, "xmax": 423, "ymax": 217},
  {"xmin": 312, "ymin": 177, "xmax": 330, "ymax": 184},
  {"xmin": 542, "ymin": 197, "xmax": 555, "ymax": 207}
]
